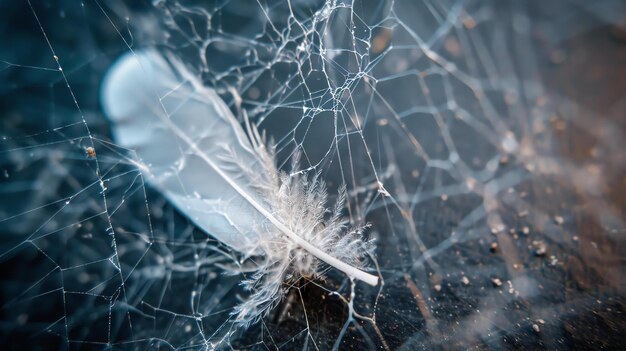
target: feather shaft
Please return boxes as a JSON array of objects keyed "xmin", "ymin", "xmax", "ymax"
[{"xmin": 102, "ymin": 50, "xmax": 378, "ymax": 286}]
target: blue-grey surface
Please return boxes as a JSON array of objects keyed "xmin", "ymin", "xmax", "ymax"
[{"xmin": 1, "ymin": 1, "xmax": 625, "ymax": 350}]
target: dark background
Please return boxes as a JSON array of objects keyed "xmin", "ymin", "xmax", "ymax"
[{"xmin": 1, "ymin": 1, "xmax": 625, "ymax": 350}]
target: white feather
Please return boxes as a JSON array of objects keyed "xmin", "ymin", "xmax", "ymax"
[{"xmin": 101, "ymin": 49, "xmax": 378, "ymax": 325}]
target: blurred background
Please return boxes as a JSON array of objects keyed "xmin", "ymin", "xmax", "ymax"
[{"xmin": 1, "ymin": 0, "xmax": 625, "ymax": 350}]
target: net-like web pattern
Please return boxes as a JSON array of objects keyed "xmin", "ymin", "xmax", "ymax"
[{"xmin": 1, "ymin": 0, "xmax": 624, "ymax": 350}]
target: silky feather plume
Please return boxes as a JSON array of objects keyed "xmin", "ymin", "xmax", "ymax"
[{"xmin": 101, "ymin": 49, "xmax": 378, "ymax": 327}]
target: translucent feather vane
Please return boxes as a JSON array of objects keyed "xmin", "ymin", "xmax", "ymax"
[{"xmin": 101, "ymin": 50, "xmax": 378, "ymax": 326}]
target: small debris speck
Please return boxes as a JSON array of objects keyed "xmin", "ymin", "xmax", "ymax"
[
  {"xmin": 535, "ymin": 246, "xmax": 547, "ymax": 256},
  {"xmin": 491, "ymin": 277, "xmax": 503, "ymax": 287},
  {"xmin": 549, "ymin": 255, "xmax": 558, "ymax": 266},
  {"xmin": 85, "ymin": 146, "xmax": 96, "ymax": 158},
  {"xmin": 532, "ymin": 323, "xmax": 540, "ymax": 333},
  {"xmin": 461, "ymin": 276, "xmax": 470, "ymax": 285},
  {"xmin": 533, "ymin": 240, "xmax": 547, "ymax": 257},
  {"xmin": 490, "ymin": 242, "xmax": 498, "ymax": 252}
]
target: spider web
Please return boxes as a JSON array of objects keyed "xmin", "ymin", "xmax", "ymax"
[{"xmin": 1, "ymin": 0, "xmax": 625, "ymax": 350}]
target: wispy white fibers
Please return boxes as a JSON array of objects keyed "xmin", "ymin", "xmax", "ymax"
[{"xmin": 101, "ymin": 50, "xmax": 377, "ymax": 326}]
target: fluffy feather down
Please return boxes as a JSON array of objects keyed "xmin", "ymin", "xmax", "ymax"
[{"xmin": 101, "ymin": 49, "xmax": 376, "ymax": 327}]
